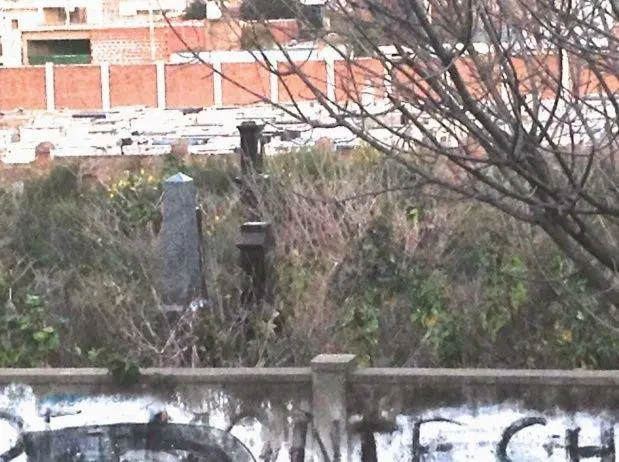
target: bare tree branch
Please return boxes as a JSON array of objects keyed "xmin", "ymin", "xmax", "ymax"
[{"xmin": 172, "ymin": 0, "xmax": 619, "ymax": 306}]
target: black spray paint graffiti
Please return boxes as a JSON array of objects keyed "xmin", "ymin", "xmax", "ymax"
[
  {"xmin": 409, "ymin": 415, "xmax": 615, "ymax": 462},
  {"xmin": 0, "ymin": 408, "xmax": 257, "ymax": 462}
]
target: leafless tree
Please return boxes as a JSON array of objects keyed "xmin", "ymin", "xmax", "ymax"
[{"xmin": 169, "ymin": 1, "xmax": 619, "ymax": 308}]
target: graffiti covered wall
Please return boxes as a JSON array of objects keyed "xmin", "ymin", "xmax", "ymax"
[
  {"xmin": 0, "ymin": 380, "xmax": 618, "ymax": 461},
  {"xmin": 0, "ymin": 379, "xmax": 312, "ymax": 462}
]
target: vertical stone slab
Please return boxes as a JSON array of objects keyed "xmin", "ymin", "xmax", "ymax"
[
  {"xmin": 311, "ymin": 354, "xmax": 357, "ymax": 462},
  {"xmin": 160, "ymin": 173, "xmax": 201, "ymax": 309}
]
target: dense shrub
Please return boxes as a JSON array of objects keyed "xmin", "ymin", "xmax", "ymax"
[
  {"xmin": 0, "ymin": 150, "xmax": 616, "ymax": 369},
  {"xmin": 183, "ymin": 0, "xmax": 206, "ymax": 20}
]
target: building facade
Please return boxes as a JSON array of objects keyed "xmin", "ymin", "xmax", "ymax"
[{"xmin": 0, "ymin": 0, "xmax": 190, "ymax": 66}]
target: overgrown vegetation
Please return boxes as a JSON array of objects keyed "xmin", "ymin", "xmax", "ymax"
[
  {"xmin": 240, "ymin": 24, "xmax": 276, "ymax": 50},
  {"xmin": 0, "ymin": 149, "xmax": 616, "ymax": 369},
  {"xmin": 183, "ymin": 0, "xmax": 207, "ymax": 20},
  {"xmin": 239, "ymin": 0, "xmax": 299, "ymax": 20}
]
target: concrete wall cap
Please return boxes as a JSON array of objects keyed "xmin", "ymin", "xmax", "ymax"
[{"xmin": 311, "ymin": 354, "xmax": 357, "ymax": 373}]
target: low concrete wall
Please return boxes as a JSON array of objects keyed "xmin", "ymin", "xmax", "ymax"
[
  {"xmin": 3, "ymin": 362, "xmax": 619, "ymax": 399},
  {"xmin": 0, "ymin": 366, "xmax": 312, "ymax": 389},
  {"xmin": 2, "ymin": 356, "xmax": 619, "ymax": 460}
]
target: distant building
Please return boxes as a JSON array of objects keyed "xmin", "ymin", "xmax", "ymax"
[{"xmin": 0, "ymin": 0, "xmax": 190, "ymax": 66}]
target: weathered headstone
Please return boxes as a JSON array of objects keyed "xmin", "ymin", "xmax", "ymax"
[{"xmin": 159, "ymin": 172, "xmax": 202, "ymax": 312}]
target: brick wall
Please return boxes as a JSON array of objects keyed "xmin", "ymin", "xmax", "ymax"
[
  {"xmin": 0, "ymin": 60, "xmax": 331, "ymax": 112},
  {"xmin": 166, "ymin": 22, "xmax": 243, "ymax": 54},
  {"xmin": 90, "ymin": 27, "xmax": 168, "ymax": 64},
  {"xmin": 0, "ymin": 67, "xmax": 46, "ymax": 111},
  {"xmin": 87, "ymin": 23, "xmax": 245, "ymax": 65},
  {"xmin": 278, "ymin": 61, "xmax": 327, "ymax": 102},
  {"xmin": 54, "ymin": 65, "xmax": 102, "ymax": 110},
  {"xmin": 165, "ymin": 20, "xmax": 299, "ymax": 55},
  {"xmin": 165, "ymin": 63, "xmax": 214, "ymax": 108},
  {"xmin": 16, "ymin": 20, "xmax": 300, "ymax": 67},
  {"xmin": 571, "ymin": 62, "xmax": 619, "ymax": 97},
  {"xmin": 221, "ymin": 62, "xmax": 270, "ymax": 105},
  {"xmin": 86, "ymin": 20, "xmax": 298, "ymax": 64},
  {"xmin": 263, "ymin": 20, "xmax": 300, "ymax": 45},
  {"xmin": 166, "ymin": 22, "xmax": 212, "ymax": 54},
  {"xmin": 334, "ymin": 58, "xmax": 385, "ymax": 102},
  {"xmin": 109, "ymin": 64, "xmax": 157, "ymax": 107},
  {"xmin": 2, "ymin": 56, "xmax": 603, "ymax": 113},
  {"xmin": 390, "ymin": 63, "xmax": 433, "ymax": 100}
]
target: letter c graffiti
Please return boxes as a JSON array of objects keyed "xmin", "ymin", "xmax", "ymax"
[
  {"xmin": 412, "ymin": 417, "xmax": 463, "ymax": 462},
  {"xmin": 496, "ymin": 416, "xmax": 547, "ymax": 462}
]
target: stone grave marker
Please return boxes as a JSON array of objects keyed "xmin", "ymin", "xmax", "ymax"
[{"xmin": 159, "ymin": 172, "xmax": 202, "ymax": 313}]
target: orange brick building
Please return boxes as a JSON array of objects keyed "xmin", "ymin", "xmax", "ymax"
[
  {"xmin": 0, "ymin": 0, "xmax": 298, "ymax": 66},
  {"xmin": 12, "ymin": 20, "xmax": 299, "ymax": 66}
]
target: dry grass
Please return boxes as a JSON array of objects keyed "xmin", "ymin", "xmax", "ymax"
[{"xmin": 0, "ymin": 149, "xmax": 617, "ymax": 369}]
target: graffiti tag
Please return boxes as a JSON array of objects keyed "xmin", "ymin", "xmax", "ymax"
[{"xmin": 411, "ymin": 415, "xmax": 615, "ymax": 461}]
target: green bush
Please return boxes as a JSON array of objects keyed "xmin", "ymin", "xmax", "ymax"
[
  {"xmin": 0, "ymin": 293, "xmax": 62, "ymax": 367},
  {"xmin": 107, "ymin": 169, "xmax": 162, "ymax": 231}
]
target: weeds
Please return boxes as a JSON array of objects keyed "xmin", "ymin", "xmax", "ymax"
[
  {"xmin": 0, "ymin": 293, "xmax": 62, "ymax": 367},
  {"xmin": 0, "ymin": 150, "xmax": 616, "ymax": 368}
]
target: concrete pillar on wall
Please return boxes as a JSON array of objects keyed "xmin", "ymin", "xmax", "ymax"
[
  {"xmin": 561, "ymin": 49, "xmax": 572, "ymax": 93},
  {"xmin": 325, "ymin": 57, "xmax": 336, "ymax": 102},
  {"xmin": 156, "ymin": 60, "xmax": 166, "ymax": 109},
  {"xmin": 384, "ymin": 61, "xmax": 393, "ymax": 99},
  {"xmin": 22, "ymin": 39, "xmax": 30, "ymax": 66},
  {"xmin": 212, "ymin": 59, "xmax": 223, "ymax": 107},
  {"xmin": 310, "ymin": 354, "xmax": 357, "ymax": 462},
  {"xmin": 269, "ymin": 60, "xmax": 279, "ymax": 104},
  {"xmin": 45, "ymin": 62, "xmax": 55, "ymax": 111},
  {"xmin": 101, "ymin": 62, "xmax": 111, "ymax": 111},
  {"xmin": 2, "ymin": 31, "xmax": 22, "ymax": 67}
]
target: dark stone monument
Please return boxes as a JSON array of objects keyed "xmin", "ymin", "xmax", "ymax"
[
  {"xmin": 235, "ymin": 121, "xmax": 268, "ymax": 221},
  {"xmin": 236, "ymin": 221, "xmax": 275, "ymax": 306},
  {"xmin": 159, "ymin": 172, "xmax": 202, "ymax": 313},
  {"xmin": 235, "ymin": 121, "xmax": 275, "ymax": 307},
  {"xmin": 237, "ymin": 121, "xmax": 264, "ymax": 174}
]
